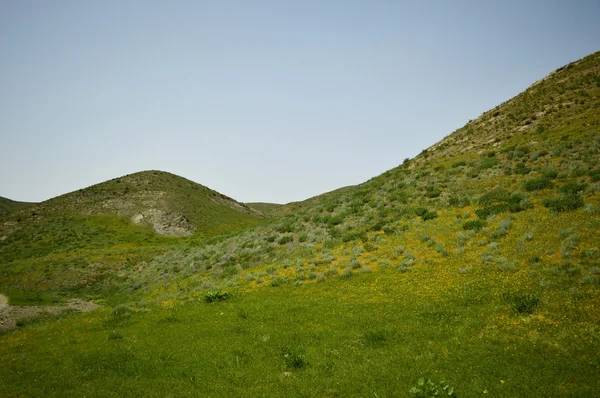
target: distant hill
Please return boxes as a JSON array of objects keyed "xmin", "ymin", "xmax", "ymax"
[
  {"xmin": 0, "ymin": 197, "xmax": 36, "ymax": 216},
  {"xmin": 2, "ymin": 170, "xmax": 263, "ymax": 237},
  {"xmin": 0, "ymin": 171, "xmax": 266, "ymax": 281},
  {"xmin": 245, "ymin": 202, "xmax": 282, "ymax": 216}
]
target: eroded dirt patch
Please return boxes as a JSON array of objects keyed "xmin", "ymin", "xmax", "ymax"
[{"xmin": 0, "ymin": 294, "xmax": 99, "ymax": 332}]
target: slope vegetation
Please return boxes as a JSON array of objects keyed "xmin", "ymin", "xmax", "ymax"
[
  {"xmin": 0, "ymin": 170, "xmax": 265, "ymax": 294},
  {"xmin": 0, "ymin": 196, "xmax": 36, "ymax": 216}
]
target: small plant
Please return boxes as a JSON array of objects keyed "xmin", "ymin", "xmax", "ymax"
[
  {"xmin": 204, "ymin": 290, "xmax": 230, "ymax": 303},
  {"xmin": 112, "ymin": 304, "xmax": 133, "ymax": 317},
  {"xmin": 282, "ymin": 346, "xmax": 308, "ymax": 370},
  {"xmin": 503, "ymin": 292, "xmax": 541, "ymax": 314},
  {"xmin": 421, "ymin": 210, "xmax": 438, "ymax": 221},
  {"xmin": 362, "ymin": 330, "xmax": 388, "ymax": 348},
  {"xmin": 463, "ymin": 220, "xmax": 487, "ymax": 231},
  {"xmin": 410, "ymin": 378, "xmax": 456, "ymax": 397},
  {"xmin": 108, "ymin": 330, "xmax": 124, "ymax": 341},
  {"xmin": 523, "ymin": 177, "xmax": 552, "ymax": 191},
  {"xmin": 277, "ymin": 235, "xmax": 293, "ymax": 244}
]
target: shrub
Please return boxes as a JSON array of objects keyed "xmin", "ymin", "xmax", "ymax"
[
  {"xmin": 522, "ymin": 231, "xmax": 534, "ymax": 241},
  {"xmin": 362, "ymin": 330, "xmax": 388, "ymax": 348},
  {"xmin": 542, "ymin": 167, "xmax": 558, "ymax": 179},
  {"xmin": 414, "ymin": 207, "xmax": 428, "ymax": 217},
  {"xmin": 490, "ymin": 219, "xmax": 512, "ymax": 239},
  {"xmin": 342, "ymin": 230, "xmax": 367, "ymax": 242},
  {"xmin": 463, "ymin": 220, "xmax": 487, "ymax": 231},
  {"xmin": 478, "ymin": 156, "xmax": 500, "ymax": 170},
  {"xmin": 543, "ymin": 194, "xmax": 584, "ymax": 212},
  {"xmin": 112, "ymin": 305, "xmax": 133, "ymax": 317},
  {"xmin": 410, "ymin": 378, "xmax": 456, "ymax": 397},
  {"xmin": 378, "ymin": 259, "xmax": 391, "ymax": 267},
  {"xmin": 421, "ymin": 211, "xmax": 438, "ymax": 221},
  {"xmin": 425, "ymin": 186, "xmax": 442, "ymax": 198},
  {"xmin": 558, "ymin": 182, "xmax": 588, "ymax": 194},
  {"xmin": 108, "ymin": 331, "xmax": 124, "ymax": 341},
  {"xmin": 513, "ymin": 162, "xmax": 532, "ymax": 175},
  {"xmin": 503, "ymin": 293, "xmax": 541, "ymax": 314},
  {"xmin": 523, "ymin": 177, "xmax": 552, "ymax": 191},
  {"xmin": 282, "ymin": 347, "xmax": 308, "ymax": 369},
  {"xmin": 277, "ymin": 235, "xmax": 293, "ymax": 244},
  {"xmin": 204, "ymin": 290, "xmax": 230, "ymax": 303}
]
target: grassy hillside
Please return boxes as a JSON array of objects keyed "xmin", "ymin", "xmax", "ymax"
[
  {"xmin": 1, "ymin": 51, "xmax": 600, "ymax": 396},
  {"xmin": 0, "ymin": 170, "xmax": 265, "ymax": 296},
  {"xmin": 0, "ymin": 196, "xmax": 36, "ymax": 216},
  {"xmin": 245, "ymin": 202, "xmax": 282, "ymax": 216}
]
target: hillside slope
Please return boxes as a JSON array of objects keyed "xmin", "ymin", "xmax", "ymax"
[
  {"xmin": 2, "ymin": 170, "xmax": 263, "ymax": 237},
  {"xmin": 0, "ymin": 196, "xmax": 36, "ymax": 216},
  {"xmin": 0, "ymin": 171, "xmax": 266, "ymax": 293}
]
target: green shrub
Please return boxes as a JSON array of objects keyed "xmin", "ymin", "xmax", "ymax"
[
  {"xmin": 410, "ymin": 378, "xmax": 456, "ymax": 397},
  {"xmin": 589, "ymin": 169, "xmax": 600, "ymax": 182},
  {"xmin": 421, "ymin": 211, "xmax": 438, "ymax": 221},
  {"xmin": 362, "ymin": 330, "xmax": 388, "ymax": 348},
  {"xmin": 204, "ymin": 290, "xmax": 230, "ymax": 303},
  {"xmin": 282, "ymin": 346, "xmax": 308, "ymax": 369},
  {"xmin": 558, "ymin": 182, "xmax": 587, "ymax": 194},
  {"xmin": 523, "ymin": 177, "xmax": 552, "ymax": 191},
  {"xmin": 542, "ymin": 167, "xmax": 558, "ymax": 179},
  {"xmin": 425, "ymin": 186, "xmax": 442, "ymax": 198},
  {"xmin": 478, "ymin": 156, "xmax": 500, "ymax": 170},
  {"xmin": 414, "ymin": 207, "xmax": 428, "ymax": 217},
  {"xmin": 514, "ymin": 162, "xmax": 532, "ymax": 175},
  {"xmin": 543, "ymin": 194, "xmax": 584, "ymax": 212},
  {"xmin": 342, "ymin": 230, "xmax": 367, "ymax": 242},
  {"xmin": 463, "ymin": 220, "xmax": 487, "ymax": 231},
  {"xmin": 108, "ymin": 331, "xmax": 124, "ymax": 341},
  {"xmin": 503, "ymin": 293, "xmax": 541, "ymax": 314},
  {"xmin": 112, "ymin": 304, "xmax": 133, "ymax": 317},
  {"xmin": 277, "ymin": 235, "xmax": 293, "ymax": 244}
]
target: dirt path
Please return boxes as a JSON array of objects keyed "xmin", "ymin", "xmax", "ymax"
[{"xmin": 0, "ymin": 293, "xmax": 99, "ymax": 332}]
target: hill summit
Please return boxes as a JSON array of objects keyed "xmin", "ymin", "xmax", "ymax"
[{"xmin": 3, "ymin": 170, "xmax": 264, "ymax": 237}]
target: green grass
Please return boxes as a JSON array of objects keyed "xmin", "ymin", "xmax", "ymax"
[{"xmin": 1, "ymin": 265, "xmax": 598, "ymax": 396}]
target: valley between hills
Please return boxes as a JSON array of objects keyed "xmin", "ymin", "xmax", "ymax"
[{"xmin": 1, "ymin": 51, "xmax": 600, "ymax": 396}]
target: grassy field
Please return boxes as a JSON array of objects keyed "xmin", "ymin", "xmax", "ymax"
[
  {"xmin": 1, "ymin": 256, "xmax": 598, "ymax": 397},
  {"xmin": 1, "ymin": 52, "xmax": 599, "ymax": 396}
]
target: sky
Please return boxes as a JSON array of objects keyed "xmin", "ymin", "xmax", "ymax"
[{"xmin": 1, "ymin": 1, "xmax": 599, "ymax": 204}]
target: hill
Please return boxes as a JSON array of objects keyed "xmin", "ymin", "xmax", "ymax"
[
  {"xmin": 245, "ymin": 202, "xmax": 282, "ymax": 216},
  {"xmin": 1, "ymin": 51, "xmax": 599, "ymax": 396},
  {"xmin": 5, "ymin": 170, "xmax": 263, "ymax": 237},
  {"xmin": 0, "ymin": 196, "xmax": 36, "ymax": 216},
  {"xmin": 0, "ymin": 170, "xmax": 265, "ymax": 293}
]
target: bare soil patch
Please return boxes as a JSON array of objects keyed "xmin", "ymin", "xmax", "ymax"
[{"xmin": 0, "ymin": 294, "xmax": 99, "ymax": 332}]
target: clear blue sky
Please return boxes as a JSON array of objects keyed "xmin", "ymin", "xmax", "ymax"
[{"xmin": 1, "ymin": 1, "xmax": 599, "ymax": 204}]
